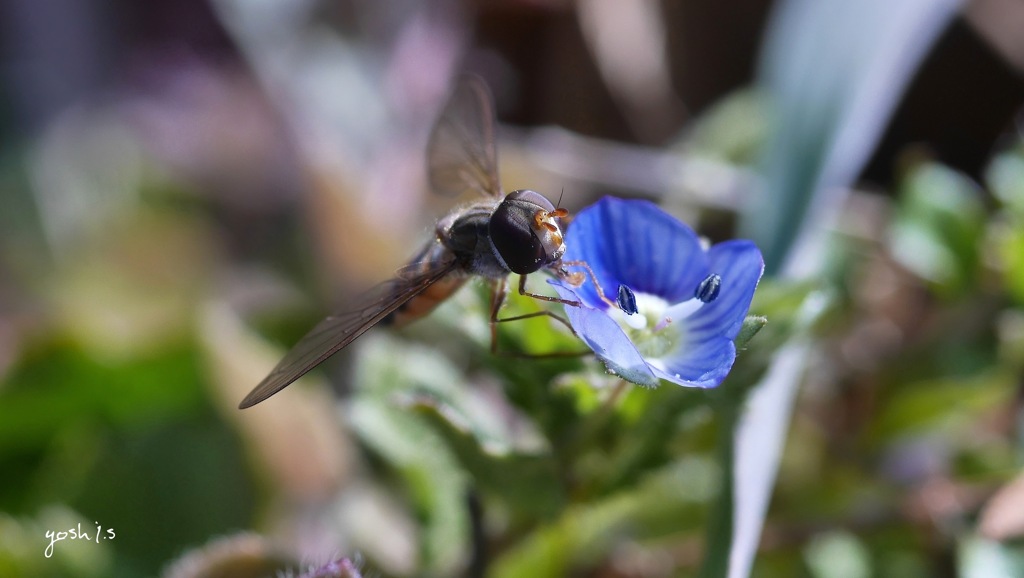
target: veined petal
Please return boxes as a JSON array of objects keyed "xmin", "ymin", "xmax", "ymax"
[
  {"xmin": 551, "ymin": 197, "xmax": 763, "ymax": 390},
  {"xmin": 652, "ymin": 337, "xmax": 737, "ymax": 389},
  {"xmin": 552, "ymin": 283, "xmax": 659, "ymax": 387},
  {"xmin": 686, "ymin": 240, "xmax": 764, "ymax": 341},
  {"xmin": 563, "ymin": 197, "xmax": 709, "ymax": 305}
]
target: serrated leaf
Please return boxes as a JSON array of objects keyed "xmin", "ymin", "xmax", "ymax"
[
  {"xmin": 348, "ymin": 336, "xmax": 472, "ymax": 574},
  {"xmin": 347, "ymin": 399, "xmax": 467, "ymax": 574},
  {"xmin": 410, "ymin": 398, "xmax": 565, "ymax": 519}
]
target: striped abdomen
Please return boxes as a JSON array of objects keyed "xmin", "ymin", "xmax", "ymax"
[
  {"xmin": 382, "ymin": 240, "xmax": 469, "ymax": 328},
  {"xmin": 386, "ymin": 273, "xmax": 467, "ymax": 327}
]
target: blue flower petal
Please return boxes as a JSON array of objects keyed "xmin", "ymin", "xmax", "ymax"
[
  {"xmin": 651, "ymin": 241, "xmax": 761, "ymax": 388},
  {"xmin": 552, "ymin": 283, "xmax": 659, "ymax": 386},
  {"xmin": 685, "ymin": 240, "xmax": 764, "ymax": 341},
  {"xmin": 550, "ymin": 198, "xmax": 763, "ymax": 390},
  {"xmin": 563, "ymin": 197, "xmax": 709, "ymax": 306},
  {"xmin": 652, "ymin": 337, "xmax": 737, "ymax": 388}
]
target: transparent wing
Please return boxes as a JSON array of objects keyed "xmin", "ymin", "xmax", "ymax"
[
  {"xmin": 427, "ymin": 75, "xmax": 502, "ymax": 199},
  {"xmin": 239, "ymin": 254, "xmax": 460, "ymax": 409}
]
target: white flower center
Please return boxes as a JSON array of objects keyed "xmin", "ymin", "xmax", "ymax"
[{"xmin": 607, "ymin": 291, "xmax": 705, "ymax": 360}]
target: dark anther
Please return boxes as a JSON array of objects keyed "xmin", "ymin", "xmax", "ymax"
[
  {"xmin": 616, "ymin": 284, "xmax": 638, "ymax": 315},
  {"xmin": 695, "ymin": 274, "xmax": 721, "ymax": 303}
]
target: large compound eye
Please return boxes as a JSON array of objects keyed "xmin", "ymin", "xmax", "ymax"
[
  {"xmin": 506, "ymin": 189, "xmax": 555, "ymax": 212},
  {"xmin": 489, "ymin": 190, "xmax": 561, "ymax": 274}
]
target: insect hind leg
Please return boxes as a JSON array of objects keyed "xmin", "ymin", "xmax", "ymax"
[{"xmin": 488, "ymin": 276, "xmax": 590, "ymax": 358}]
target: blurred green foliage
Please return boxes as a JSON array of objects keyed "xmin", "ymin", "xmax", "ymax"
[
  {"xmin": 2, "ymin": 16, "xmax": 1024, "ymax": 577},
  {"xmin": 890, "ymin": 163, "xmax": 986, "ymax": 298},
  {"xmin": 0, "ymin": 337, "xmax": 257, "ymax": 577},
  {"xmin": 5, "ymin": 114, "xmax": 1024, "ymax": 578}
]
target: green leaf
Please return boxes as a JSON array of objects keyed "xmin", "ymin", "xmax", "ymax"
[
  {"xmin": 733, "ymin": 11, "xmax": 961, "ymax": 575},
  {"xmin": 734, "ymin": 316, "xmax": 767, "ymax": 349},
  {"xmin": 986, "ymin": 147, "xmax": 1024, "ymax": 215},
  {"xmin": 348, "ymin": 399, "xmax": 468, "ymax": 574},
  {"xmin": 349, "ymin": 335, "xmax": 472, "ymax": 574},
  {"xmin": 490, "ymin": 458, "xmax": 716, "ymax": 578},
  {"xmin": 959, "ymin": 536, "xmax": 1024, "ymax": 578},
  {"xmin": 597, "ymin": 384, "xmax": 709, "ymax": 494},
  {"xmin": 992, "ymin": 215, "xmax": 1024, "ymax": 305},
  {"xmin": 687, "ymin": 88, "xmax": 769, "ymax": 166},
  {"xmin": 889, "ymin": 162, "xmax": 985, "ymax": 297},
  {"xmin": 0, "ymin": 338, "xmax": 204, "ymax": 458},
  {"xmin": 804, "ymin": 530, "xmax": 871, "ymax": 578},
  {"xmin": 409, "ymin": 398, "xmax": 565, "ymax": 519},
  {"xmin": 868, "ymin": 370, "xmax": 1015, "ymax": 444}
]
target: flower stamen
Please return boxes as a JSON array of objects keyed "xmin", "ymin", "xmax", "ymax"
[
  {"xmin": 547, "ymin": 196, "xmax": 764, "ymax": 389},
  {"xmin": 616, "ymin": 284, "xmax": 638, "ymax": 315},
  {"xmin": 695, "ymin": 273, "xmax": 722, "ymax": 303},
  {"xmin": 653, "ymin": 316, "xmax": 672, "ymax": 332}
]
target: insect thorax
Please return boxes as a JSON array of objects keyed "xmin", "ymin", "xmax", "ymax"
[{"xmin": 439, "ymin": 205, "xmax": 509, "ymax": 279}]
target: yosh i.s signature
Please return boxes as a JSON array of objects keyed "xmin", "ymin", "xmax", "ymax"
[{"xmin": 44, "ymin": 522, "xmax": 116, "ymax": 558}]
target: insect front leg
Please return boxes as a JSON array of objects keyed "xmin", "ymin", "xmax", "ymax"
[
  {"xmin": 488, "ymin": 277, "xmax": 508, "ymax": 355},
  {"xmin": 488, "ymin": 275, "xmax": 589, "ymax": 358},
  {"xmin": 515, "ymin": 273, "xmax": 580, "ymax": 307},
  {"xmin": 560, "ymin": 260, "xmax": 619, "ymax": 309}
]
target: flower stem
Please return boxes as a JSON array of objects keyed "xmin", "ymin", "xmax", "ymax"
[{"xmin": 698, "ymin": 399, "xmax": 739, "ymax": 578}]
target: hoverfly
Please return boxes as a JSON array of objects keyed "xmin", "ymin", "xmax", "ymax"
[{"xmin": 239, "ymin": 76, "xmax": 603, "ymax": 409}]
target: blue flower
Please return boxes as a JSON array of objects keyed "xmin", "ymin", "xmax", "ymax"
[{"xmin": 550, "ymin": 197, "xmax": 764, "ymax": 388}]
